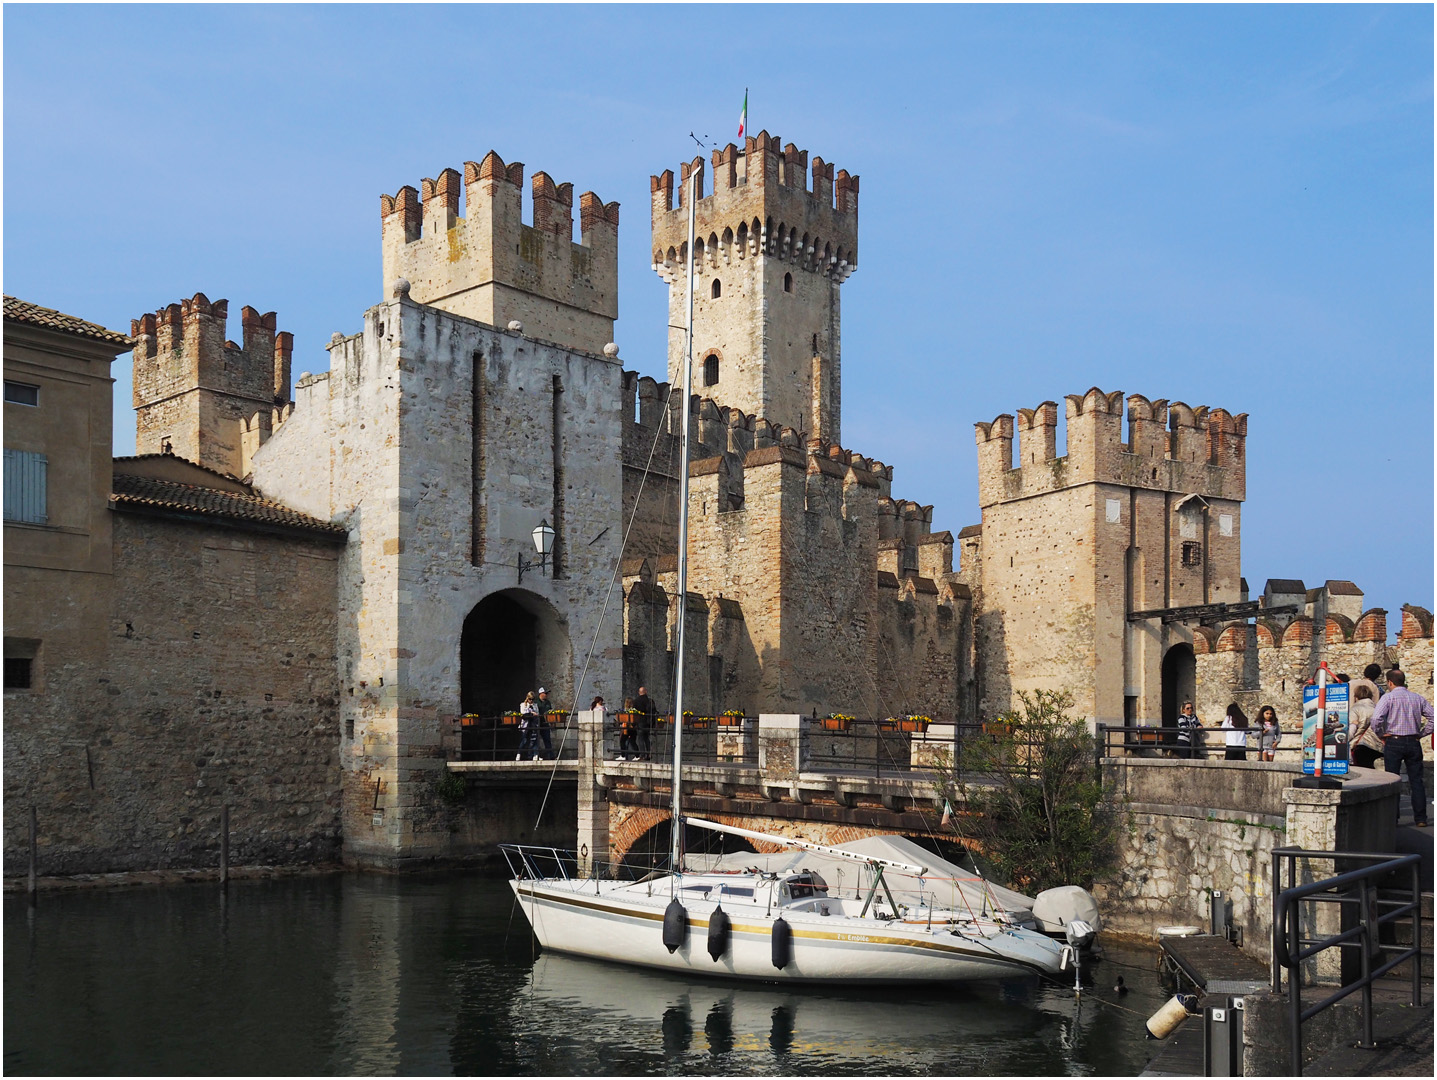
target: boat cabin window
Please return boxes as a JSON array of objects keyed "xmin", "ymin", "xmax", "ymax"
[{"xmin": 781, "ymin": 874, "xmax": 828, "ymax": 901}]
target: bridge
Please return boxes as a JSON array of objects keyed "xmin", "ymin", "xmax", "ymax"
[{"xmin": 446, "ymin": 711, "xmax": 959, "ymax": 872}]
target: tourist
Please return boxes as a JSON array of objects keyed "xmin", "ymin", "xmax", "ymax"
[
  {"xmin": 535, "ymin": 687, "xmax": 556, "ymax": 759},
  {"xmin": 1348, "ymin": 684, "xmax": 1384, "ymax": 769},
  {"xmin": 1258, "ymin": 705, "xmax": 1281, "ymax": 762},
  {"xmin": 618, "ymin": 697, "xmax": 640, "ymax": 760},
  {"xmin": 517, "ymin": 691, "xmax": 540, "ymax": 760},
  {"xmin": 1370, "ymin": 669, "xmax": 1433, "ymax": 827},
  {"xmin": 1220, "ymin": 704, "xmax": 1250, "ymax": 761},
  {"xmin": 634, "ymin": 685, "xmax": 658, "ymax": 760},
  {"xmin": 1175, "ymin": 701, "xmax": 1203, "ymax": 759}
]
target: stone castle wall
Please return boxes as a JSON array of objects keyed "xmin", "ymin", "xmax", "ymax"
[
  {"xmin": 251, "ymin": 294, "xmax": 624, "ymax": 867},
  {"xmin": 2, "ymin": 512, "xmax": 342, "ymax": 875}
]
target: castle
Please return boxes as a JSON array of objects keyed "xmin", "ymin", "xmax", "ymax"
[{"xmin": 4, "ymin": 132, "xmax": 1430, "ymax": 872}]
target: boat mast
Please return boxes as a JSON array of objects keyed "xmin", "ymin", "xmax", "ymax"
[{"xmin": 669, "ymin": 159, "xmax": 700, "ymax": 874}]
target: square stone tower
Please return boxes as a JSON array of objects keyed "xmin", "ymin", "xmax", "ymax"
[
  {"xmin": 650, "ymin": 133, "xmax": 858, "ymax": 443},
  {"xmin": 972, "ymin": 388, "xmax": 1247, "ymax": 726},
  {"xmin": 381, "ymin": 151, "xmax": 619, "ymax": 356},
  {"xmin": 131, "ymin": 296, "xmax": 292, "ymax": 478}
]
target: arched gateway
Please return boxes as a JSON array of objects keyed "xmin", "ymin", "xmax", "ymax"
[
  {"xmin": 1161, "ymin": 642, "xmax": 1196, "ymax": 727},
  {"xmin": 460, "ymin": 590, "xmax": 571, "ymax": 716}
]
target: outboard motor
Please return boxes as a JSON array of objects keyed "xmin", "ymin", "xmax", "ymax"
[
  {"xmin": 663, "ymin": 899, "xmax": 688, "ymax": 953},
  {"xmin": 1064, "ymin": 919, "xmax": 1097, "ymax": 951},
  {"xmin": 771, "ymin": 916, "xmax": 792, "ymax": 969},
  {"xmin": 707, "ymin": 907, "xmax": 731, "ymax": 961}
]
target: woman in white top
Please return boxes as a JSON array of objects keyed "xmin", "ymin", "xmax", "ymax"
[{"xmin": 1220, "ymin": 703, "xmax": 1250, "ymax": 761}]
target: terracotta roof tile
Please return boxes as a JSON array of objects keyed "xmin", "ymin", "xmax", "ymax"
[
  {"xmin": 4, "ymin": 296, "xmax": 133, "ymax": 348},
  {"xmin": 111, "ymin": 474, "xmax": 346, "ymax": 539}
]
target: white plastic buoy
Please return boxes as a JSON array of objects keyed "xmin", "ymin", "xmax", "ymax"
[
  {"xmin": 1156, "ymin": 925, "xmax": 1202, "ymax": 938},
  {"xmin": 1146, "ymin": 995, "xmax": 1192, "ymax": 1039}
]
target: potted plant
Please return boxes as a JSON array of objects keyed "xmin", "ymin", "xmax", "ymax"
[
  {"xmin": 459, "ymin": 712, "xmax": 480, "ymax": 727},
  {"xmin": 819, "ymin": 713, "xmax": 853, "ymax": 732},
  {"xmin": 682, "ymin": 710, "xmax": 713, "ymax": 730},
  {"xmin": 547, "ymin": 708, "xmax": 570, "ymax": 724},
  {"xmin": 501, "ymin": 711, "xmax": 521, "ymax": 726},
  {"xmin": 718, "ymin": 709, "xmax": 747, "ymax": 727},
  {"xmin": 898, "ymin": 715, "xmax": 931, "ymax": 733}
]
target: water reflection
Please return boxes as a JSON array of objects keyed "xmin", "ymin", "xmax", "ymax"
[{"xmin": 4, "ymin": 874, "xmax": 1163, "ymax": 1077}]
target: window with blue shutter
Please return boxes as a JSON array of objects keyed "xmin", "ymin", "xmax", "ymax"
[{"xmin": 3, "ymin": 449, "xmax": 48, "ymax": 524}]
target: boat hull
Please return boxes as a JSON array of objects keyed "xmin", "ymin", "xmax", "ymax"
[{"xmin": 511, "ymin": 878, "xmax": 1063, "ymax": 984}]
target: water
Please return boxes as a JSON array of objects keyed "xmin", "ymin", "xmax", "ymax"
[{"xmin": 5, "ymin": 874, "xmax": 1168, "ymax": 1075}]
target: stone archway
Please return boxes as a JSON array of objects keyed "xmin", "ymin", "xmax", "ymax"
[
  {"xmin": 460, "ymin": 590, "xmax": 570, "ymax": 717},
  {"xmin": 1161, "ymin": 642, "xmax": 1196, "ymax": 727}
]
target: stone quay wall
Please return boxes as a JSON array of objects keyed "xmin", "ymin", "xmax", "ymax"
[{"xmin": 1095, "ymin": 758, "xmax": 1399, "ymax": 966}]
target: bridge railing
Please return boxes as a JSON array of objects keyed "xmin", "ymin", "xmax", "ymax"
[
  {"xmin": 1096, "ymin": 723, "xmax": 1307, "ymax": 763},
  {"xmin": 454, "ymin": 715, "xmax": 580, "ymax": 761}
]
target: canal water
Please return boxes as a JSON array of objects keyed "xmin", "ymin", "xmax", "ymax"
[{"xmin": 5, "ymin": 874, "xmax": 1169, "ymax": 1076}]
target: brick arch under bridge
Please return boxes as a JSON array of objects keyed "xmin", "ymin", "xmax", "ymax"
[{"xmin": 608, "ymin": 805, "xmax": 956, "ymax": 866}]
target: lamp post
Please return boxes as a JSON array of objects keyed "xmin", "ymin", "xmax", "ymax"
[{"xmin": 518, "ymin": 519, "xmax": 555, "ymax": 584}]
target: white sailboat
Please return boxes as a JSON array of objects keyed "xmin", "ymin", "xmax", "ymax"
[{"xmin": 502, "ymin": 153, "xmax": 1077, "ymax": 985}]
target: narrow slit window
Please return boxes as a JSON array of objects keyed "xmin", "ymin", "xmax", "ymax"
[
  {"xmin": 4, "ymin": 381, "xmax": 39, "ymax": 406},
  {"xmin": 783, "ymin": 272, "xmax": 793, "ymax": 293},
  {"xmin": 703, "ymin": 354, "xmax": 719, "ymax": 387},
  {"xmin": 711, "ymin": 279, "xmax": 722, "ymax": 298}
]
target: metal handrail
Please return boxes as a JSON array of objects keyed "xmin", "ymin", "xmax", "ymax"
[
  {"xmin": 1270, "ymin": 847, "xmax": 1424, "ymax": 1076},
  {"xmin": 1095, "ymin": 722, "xmax": 1307, "ymax": 761}
]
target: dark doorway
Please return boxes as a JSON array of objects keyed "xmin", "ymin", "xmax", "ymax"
[
  {"xmin": 461, "ymin": 594, "xmax": 538, "ymax": 717},
  {"xmin": 1161, "ymin": 642, "xmax": 1196, "ymax": 727}
]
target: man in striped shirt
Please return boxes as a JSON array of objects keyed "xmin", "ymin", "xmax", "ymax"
[{"xmin": 1370, "ymin": 669, "xmax": 1433, "ymax": 828}]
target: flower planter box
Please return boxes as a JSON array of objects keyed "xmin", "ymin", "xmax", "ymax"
[
  {"xmin": 717, "ymin": 715, "xmax": 747, "ymax": 727},
  {"xmin": 682, "ymin": 716, "xmax": 713, "ymax": 730},
  {"xmin": 896, "ymin": 718, "xmax": 929, "ymax": 733},
  {"xmin": 500, "ymin": 714, "xmax": 521, "ymax": 726},
  {"xmin": 819, "ymin": 717, "xmax": 851, "ymax": 732},
  {"xmin": 546, "ymin": 712, "xmax": 569, "ymax": 724},
  {"xmin": 982, "ymin": 721, "xmax": 1015, "ymax": 736},
  {"xmin": 459, "ymin": 715, "xmax": 480, "ymax": 727}
]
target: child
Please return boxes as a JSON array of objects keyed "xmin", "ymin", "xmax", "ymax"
[{"xmin": 1257, "ymin": 704, "xmax": 1281, "ymax": 762}]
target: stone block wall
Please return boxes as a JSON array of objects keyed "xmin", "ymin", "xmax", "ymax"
[
  {"xmin": 1096, "ymin": 759, "xmax": 1399, "ymax": 965},
  {"xmin": 2, "ymin": 512, "xmax": 342, "ymax": 875},
  {"xmin": 252, "ymin": 296, "xmax": 624, "ymax": 867}
]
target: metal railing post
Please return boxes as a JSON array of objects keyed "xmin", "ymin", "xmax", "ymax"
[{"xmin": 1357, "ymin": 876, "xmax": 1375, "ymax": 1050}]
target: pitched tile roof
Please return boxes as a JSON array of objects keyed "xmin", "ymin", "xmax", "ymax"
[
  {"xmin": 4, "ymin": 296, "xmax": 133, "ymax": 348},
  {"xmin": 111, "ymin": 474, "xmax": 347, "ymax": 540},
  {"xmin": 1265, "ymin": 578, "xmax": 1306, "ymax": 594}
]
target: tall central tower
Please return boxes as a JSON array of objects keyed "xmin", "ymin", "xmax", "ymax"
[{"xmin": 651, "ymin": 132, "xmax": 858, "ymax": 442}]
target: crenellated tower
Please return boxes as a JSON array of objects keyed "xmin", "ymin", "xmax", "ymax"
[
  {"xmin": 650, "ymin": 132, "xmax": 858, "ymax": 443},
  {"xmin": 131, "ymin": 293, "xmax": 292, "ymax": 477},
  {"xmin": 972, "ymin": 387, "xmax": 1248, "ymax": 727},
  {"xmin": 381, "ymin": 151, "xmax": 619, "ymax": 355}
]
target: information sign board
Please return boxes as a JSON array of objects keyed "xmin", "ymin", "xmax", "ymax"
[{"xmin": 1302, "ymin": 681, "xmax": 1350, "ymax": 776}]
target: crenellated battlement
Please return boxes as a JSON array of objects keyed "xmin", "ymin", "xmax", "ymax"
[
  {"xmin": 130, "ymin": 292, "xmax": 292, "ymax": 476},
  {"xmin": 650, "ymin": 132, "xmax": 858, "ymax": 282},
  {"xmin": 974, "ymin": 386, "xmax": 1248, "ymax": 508},
  {"xmin": 380, "ymin": 150, "xmax": 619, "ymax": 355}
]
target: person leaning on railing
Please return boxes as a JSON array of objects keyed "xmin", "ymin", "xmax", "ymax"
[{"xmin": 1369, "ymin": 668, "xmax": 1433, "ymax": 828}]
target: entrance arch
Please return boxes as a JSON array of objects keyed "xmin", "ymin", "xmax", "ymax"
[
  {"xmin": 460, "ymin": 590, "xmax": 570, "ymax": 717},
  {"xmin": 1161, "ymin": 642, "xmax": 1196, "ymax": 727}
]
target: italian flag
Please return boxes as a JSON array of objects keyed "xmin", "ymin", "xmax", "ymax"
[{"xmin": 737, "ymin": 90, "xmax": 748, "ymax": 139}]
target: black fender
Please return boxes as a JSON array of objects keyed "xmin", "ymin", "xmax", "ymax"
[
  {"xmin": 707, "ymin": 907, "xmax": 731, "ymax": 961},
  {"xmin": 771, "ymin": 916, "xmax": 792, "ymax": 969},
  {"xmin": 663, "ymin": 899, "xmax": 688, "ymax": 953}
]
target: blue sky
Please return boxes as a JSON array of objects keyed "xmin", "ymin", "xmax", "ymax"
[{"xmin": 4, "ymin": 4, "xmax": 1432, "ymax": 628}]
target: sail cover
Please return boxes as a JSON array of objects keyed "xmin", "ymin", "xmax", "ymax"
[{"xmin": 693, "ymin": 833, "xmax": 1036, "ymax": 920}]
